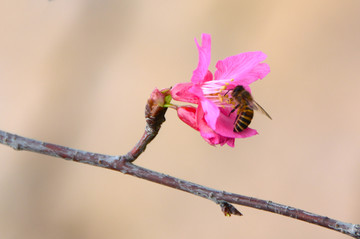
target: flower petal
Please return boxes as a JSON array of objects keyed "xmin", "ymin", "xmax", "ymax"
[
  {"xmin": 178, "ymin": 105, "xmax": 233, "ymax": 146},
  {"xmin": 236, "ymin": 62, "xmax": 270, "ymax": 86},
  {"xmin": 200, "ymin": 98, "xmax": 220, "ymax": 130},
  {"xmin": 196, "ymin": 104, "xmax": 233, "ymax": 146},
  {"xmin": 214, "ymin": 51, "xmax": 269, "ymax": 84},
  {"xmin": 177, "ymin": 106, "xmax": 198, "ymax": 130},
  {"xmin": 171, "ymin": 82, "xmax": 199, "ymax": 104},
  {"xmin": 191, "ymin": 34, "xmax": 211, "ymax": 84},
  {"xmin": 226, "ymin": 139, "xmax": 235, "ymax": 147}
]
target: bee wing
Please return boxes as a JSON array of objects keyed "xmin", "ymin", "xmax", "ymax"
[{"xmin": 250, "ymin": 100, "xmax": 272, "ymax": 120}]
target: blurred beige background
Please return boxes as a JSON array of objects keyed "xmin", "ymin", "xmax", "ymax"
[{"xmin": 0, "ymin": 0, "xmax": 359, "ymax": 238}]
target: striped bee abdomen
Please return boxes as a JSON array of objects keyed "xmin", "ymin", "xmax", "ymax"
[{"xmin": 234, "ymin": 106, "xmax": 254, "ymax": 132}]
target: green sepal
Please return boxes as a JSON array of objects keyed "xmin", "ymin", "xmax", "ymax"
[{"xmin": 164, "ymin": 95, "xmax": 172, "ymax": 104}]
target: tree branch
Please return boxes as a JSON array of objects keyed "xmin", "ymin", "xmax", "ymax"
[{"xmin": 0, "ymin": 90, "xmax": 359, "ymax": 238}]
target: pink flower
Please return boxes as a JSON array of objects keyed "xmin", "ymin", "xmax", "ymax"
[{"xmin": 170, "ymin": 34, "xmax": 270, "ymax": 147}]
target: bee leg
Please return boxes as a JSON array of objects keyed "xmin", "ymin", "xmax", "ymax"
[
  {"xmin": 224, "ymin": 89, "xmax": 231, "ymax": 96},
  {"xmin": 229, "ymin": 104, "xmax": 240, "ymax": 116}
]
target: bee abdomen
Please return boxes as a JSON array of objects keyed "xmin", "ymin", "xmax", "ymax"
[{"xmin": 234, "ymin": 107, "xmax": 254, "ymax": 132}]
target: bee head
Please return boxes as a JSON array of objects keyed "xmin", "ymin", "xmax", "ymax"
[
  {"xmin": 232, "ymin": 85, "xmax": 244, "ymax": 93},
  {"xmin": 231, "ymin": 85, "xmax": 246, "ymax": 97},
  {"xmin": 224, "ymin": 85, "xmax": 244, "ymax": 97}
]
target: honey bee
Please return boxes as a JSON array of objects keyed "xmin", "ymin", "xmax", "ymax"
[{"xmin": 228, "ymin": 85, "xmax": 271, "ymax": 132}]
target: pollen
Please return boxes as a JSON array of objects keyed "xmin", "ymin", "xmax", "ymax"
[
  {"xmin": 201, "ymin": 78, "xmax": 236, "ymax": 108},
  {"xmin": 218, "ymin": 94, "xmax": 224, "ymax": 102},
  {"xmin": 219, "ymin": 85, "xmax": 227, "ymax": 91}
]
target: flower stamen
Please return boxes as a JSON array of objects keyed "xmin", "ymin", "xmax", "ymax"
[{"xmin": 201, "ymin": 79, "xmax": 235, "ymax": 107}]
